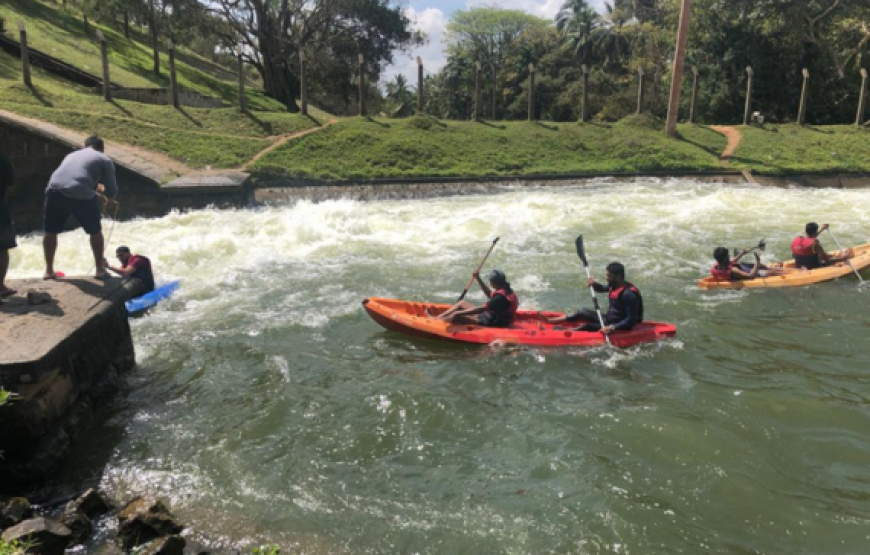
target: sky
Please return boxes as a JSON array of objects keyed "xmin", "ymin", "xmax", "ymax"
[{"xmin": 382, "ymin": 0, "xmax": 608, "ymax": 85}]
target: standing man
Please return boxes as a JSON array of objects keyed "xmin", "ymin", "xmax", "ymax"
[
  {"xmin": 43, "ymin": 136, "xmax": 117, "ymax": 280},
  {"xmin": 544, "ymin": 262, "xmax": 643, "ymax": 335},
  {"xmin": 104, "ymin": 246, "xmax": 155, "ymax": 293},
  {"xmin": 0, "ymin": 151, "xmax": 16, "ymax": 298}
]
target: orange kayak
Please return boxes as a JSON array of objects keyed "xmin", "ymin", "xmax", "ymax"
[
  {"xmin": 362, "ymin": 297, "xmax": 677, "ymax": 348},
  {"xmin": 698, "ymin": 242, "xmax": 870, "ymax": 290}
]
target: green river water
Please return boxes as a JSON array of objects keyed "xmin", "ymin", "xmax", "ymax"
[{"xmin": 8, "ymin": 180, "xmax": 870, "ymax": 554}]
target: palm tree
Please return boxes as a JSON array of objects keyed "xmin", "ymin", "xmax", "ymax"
[
  {"xmin": 556, "ymin": 0, "xmax": 601, "ymax": 65},
  {"xmin": 593, "ymin": 1, "xmax": 630, "ymax": 69}
]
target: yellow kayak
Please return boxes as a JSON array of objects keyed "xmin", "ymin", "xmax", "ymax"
[{"xmin": 698, "ymin": 242, "xmax": 870, "ymax": 290}]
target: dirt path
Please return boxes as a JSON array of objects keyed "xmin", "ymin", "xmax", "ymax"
[
  {"xmin": 710, "ymin": 125, "xmax": 742, "ymax": 165},
  {"xmin": 242, "ymin": 118, "xmax": 337, "ymax": 170}
]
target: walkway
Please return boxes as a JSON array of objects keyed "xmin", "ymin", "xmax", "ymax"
[
  {"xmin": 242, "ymin": 118, "xmax": 337, "ymax": 171},
  {"xmin": 710, "ymin": 125, "xmax": 742, "ymax": 166}
]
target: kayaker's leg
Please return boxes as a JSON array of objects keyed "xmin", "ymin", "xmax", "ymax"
[{"xmin": 433, "ymin": 300, "xmax": 474, "ymax": 320}]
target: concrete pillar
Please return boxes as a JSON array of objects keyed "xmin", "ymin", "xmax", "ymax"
[
  {"xmin": 689, "ymin": 66, "xmax": 699, "ymax": 123},
  {"xmin": 580, "ymin": 64, "xmax": 589, "ymax": 123},
  {"xmin": 168, "ymin": 40, "xmax": 179, "ymax": 108},
  {"xmin": 18, "ymin": 21, "xmax": 31, "ymax": 87},
  {"xmin": 636, "ymin": 67, "xmax": 646, "ymax": 114},
  {"xmin": 299, "ymin": 51, "xmax": 307, "ymax": 116},
  {"xmin": 528, "ymin": 63, "xmax": 536, "ymax": 121},
  {"xmin": 237, "ymin": 46, "xmax": 247, "ymax": 112},
  {"xmin": 474, "ymin": 61, "xmax": 481, "ymax": 121},
  {"xmin": 743, "ymin": 66, "xmax": 754, "ymax": 126},
  {"xmin": 666, "ymin": 0, "xmax": 692, "ymax": 136},
  {"xmin": 797, "ymin": 68, "xmax": 810, "ymax": 125},
  {"xmin": 96, "ymin": 29, "xmax": 111, "ymax": 101},
  {"xmin": 358, "ymin": 54, "xmax": 365, "ymax": 117},
  {"xmin": 416, "ymin": 57, "xmax": 423, "ymax": 114},
  {"xmin": 856, "ymin": 68, "xmax": 867, "ymax": 126}
]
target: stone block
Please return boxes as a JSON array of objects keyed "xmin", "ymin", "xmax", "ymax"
[
  {"xmin": 117, "ymin": 496, "xmax": 183, "ymax": 550},
  {"xmin": 1, "ymin": 517, "xmax": 72, "ymax": 555},
  {"xmin": 0, "ymin": 497, "xmax": 31, "ymax": 528},
  {"xmin": 140, "ymin": 535, "xmax": 187, "ymax": 555}
]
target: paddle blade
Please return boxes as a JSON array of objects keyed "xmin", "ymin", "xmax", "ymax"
[
  {"xmin": 575, "ymin": 235, "xmax": 588, "ymax": 266},
  {"xmin": 55, "ymin": 271, "xmax": 65, "ymax": 278},
  {"xmin": 757, "ymin": 239, "xmax": 766, "ymax": 252}
]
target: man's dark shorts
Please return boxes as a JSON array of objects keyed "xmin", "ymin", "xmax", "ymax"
[
  {"xmin": 0, "ymin": 197, "xmax": 17, "ymax": 250},
  {"xmin": 44, "ymin": 190, "xmax": 102, "ymax": 234}
]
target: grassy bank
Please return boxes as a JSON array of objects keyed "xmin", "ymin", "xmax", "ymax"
[
  {"xmin": 730, "ymin": 125, "xmax": 870, "ymax": 175},
  {"xmin": 252, "ymin": 116, "xmax": 728, "ymax": 180}
]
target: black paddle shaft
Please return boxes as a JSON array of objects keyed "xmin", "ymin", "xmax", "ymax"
[
  {"xmin": 457, "ymin": 237, "xmax": 500, "ymax": 302},
  {"xmin": 575, "ymin": 235, "xmax": 611, "ymax": 345}
]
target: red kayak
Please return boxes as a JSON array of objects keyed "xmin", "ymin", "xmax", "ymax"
[{"xmin": 362, "ymin": 297, "xmax": 677, "ymax": 348}]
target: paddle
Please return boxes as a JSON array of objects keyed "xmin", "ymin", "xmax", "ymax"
[
  {"xmin": 732, "ymin": 238, "xmax": 766, "ymax": 258},
  {"xmin": 826, "ymin": 228, "xmax": 865, "ymax": 285},
  {"xmin": 457, "ymin": 237, "xmax": 500, "ymax": 302},
  {"xmin": 575, "ymin": 235, "xmax": 611, "ymax": 346}
]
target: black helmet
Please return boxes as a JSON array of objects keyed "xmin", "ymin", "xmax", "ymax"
[{"xmin": 488, "ymin": 269, "xmax": 507, "ymax": 286}]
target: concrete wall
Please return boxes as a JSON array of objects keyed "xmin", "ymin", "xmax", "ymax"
[
  {"xmin": 110, "ymin": 88, "xmax": 225, "ymax": 109},
  {"xmin": 0, "ymin": 121, "xmax": 172, "ymax": 233}
]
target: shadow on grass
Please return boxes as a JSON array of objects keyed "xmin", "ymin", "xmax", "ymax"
[
  {"xmin": 535, "ymin": 121, "xmax": 559, "ymax": 131},
  {"xmin": 242, "ymin": 109, "xmax": 273, "ymax": 134},
  {"xmin": 26, "ymin": 85, "xmax": 53, "ymax": 107},
  {"xmin": 802, "ymin": 125, "xmax": 835, "ymax": 135},
  {"xmin": 303, "ymin": 113, "xmax": 323, "ymax": 127},
  {"xmin": 175, "ymin": 106, "xmax": 202, "ymax": 127},
  {"xmin": 679, "ymin": 135, "xmax": 721, "ymax": 158},
  {"xmin": 578, "ymin": 121, "xmax": 611, "ymax": 128},
  {"xmin": 364, "ymin": 116, "xmax": 390, "ymax": 128},
  {"xmin": 476, "ymin": 119, "xmax": 506, "ymax": 129},
  {"xmin": 107, "ymin": 99, "xmax": 133, "ymax": 117}
]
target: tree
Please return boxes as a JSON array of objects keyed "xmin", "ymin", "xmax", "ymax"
[
  {"xmin": 556, "ymin": 0, "xmax": 601, "ymax": 64},
  {"xmin": 201, "ymin": 0, "xmax": 419, "ymax": 111}
]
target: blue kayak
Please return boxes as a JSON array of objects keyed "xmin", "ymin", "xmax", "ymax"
[{"xmin": 126, "ymin": 280, "xmax": 181, "ymax": 315}]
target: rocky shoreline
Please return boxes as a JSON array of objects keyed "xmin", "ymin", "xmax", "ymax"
[{"xmin": 1, "ymin": 490, "xmax": 239, "ymax": 555}]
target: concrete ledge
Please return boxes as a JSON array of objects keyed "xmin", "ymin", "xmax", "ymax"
[{"xmin": 0, "ymin": 278, "xmax": 144, "ymax": 488}]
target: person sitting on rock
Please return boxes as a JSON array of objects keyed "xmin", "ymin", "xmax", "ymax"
[{"xmin": 104, "ymin": 246, "xmax": 155, "ymax": 293}]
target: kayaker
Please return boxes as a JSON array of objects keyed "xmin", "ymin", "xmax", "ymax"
[
  {"xmin": 544, "ymin": 262, "xmax": 642, "ymax": 335},
  {"xmin": 432, "ymin": 269, "xmax": 519, "ymax": 327},
  {"xmin": 791, "ymin": 222, "xmax": 852, "ymax": 269},
  {"xmin": 43, "ymin": 136, "xmax": 118, "ymax": 280},
  {"xmin": 104, "ymin": 246, "xmax": 155, "ymax": 293},
  {"xmin": 710, "ymin": 247, "xmax": 763, "ymax": 280}
]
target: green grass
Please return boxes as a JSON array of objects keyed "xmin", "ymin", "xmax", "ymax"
[
  {"xmin": 730, "ymin": 124, "xmax": 870, "ymax": 175},
  {"xmin": 0, "ymin": 0, "xmax": 286, "ymax": 110},
  {"xmin": 251, "ymin": 116, "xmax": 727, "ymax": 180}
]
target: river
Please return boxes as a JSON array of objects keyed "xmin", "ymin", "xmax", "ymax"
[{"xmin": 8, "ymin": 179, "xmax": 870, "ymax": 554}]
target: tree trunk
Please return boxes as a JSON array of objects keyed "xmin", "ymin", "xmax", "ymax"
[
  {"xmin": 123, "ymin": 12, "xmax": 130, "ymax": 39},
  {"xmin": 259, "ymin": 56, "xmax": 300, "ymax": 112}
]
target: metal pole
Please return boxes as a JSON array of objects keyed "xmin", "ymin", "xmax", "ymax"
[
  {"xmin": 18, "ymin": 21, "xmax": 31, "ymax": 87},
  {"xmin": 96, "ymin": 29, "xmax": 111, "ymax": 101},
  {"xmin": 580, "ymin": 64, "xmax": 589, "ymax": 123},
  {"xmin": 666, "ymin": 0, "xmax": 692, "ymax": 136},
  {"xmin": 743, "ymin": 66, "xmax": 754, "ymax": 125},
  {"xmin": 798, "ymin": 68, "xmax": 810, "ymax": 125},
  {"xmin": 491, "ymin": 66, "xmax": 497, "ymax": 120},
  {"xmin": 238, "ymin": 45, "xmax": 247, "ymax": 112}
]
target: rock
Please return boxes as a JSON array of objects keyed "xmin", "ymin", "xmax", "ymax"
[
  {"xmin": 139, "ymin": 535, "xmax": 186, "ymax": 555},
  {"xmin": 26, "ymin": 290, "xmax": 53, "ymax": 305},
  {"xmin": 65, "ymin": 488, "xmax": 111, "ymax": 520},
  {"xmin": 117, "ymin": 496, "xmax": 183, "ymax": 550},
  {"xmin": 183, "ymin": 539, "xmax": 241, "ymax": 555},
  {"xmin": 1, "ymin": 517, "xmax": 72, "ymax": 555},
  {"xmin": 0, "ymin": 497, "xmax": 31, "ymax": 529},
  {"xmin": 58, "ymin": 506, "xmax": 92, "ymax": 546}
]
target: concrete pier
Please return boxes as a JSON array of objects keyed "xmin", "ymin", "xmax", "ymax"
[{"xmin": 0, "ymin": 277, "xmax": 143, "ymax": 491}]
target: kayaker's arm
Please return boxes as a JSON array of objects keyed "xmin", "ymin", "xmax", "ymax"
[
  {"xmin": 730, "ymin": 252, "xmax": 761, "ymax": 279},
  {"xmin": 586, "ymin": 278, "xmax": 608, "ymax": 293},
  {"xmin": 103, "ymin": 258, "xmax": 135, "ymax": 277},
  {"xmin": 474, "ymin": 271, "xmax": 493, "ymax": 298}
]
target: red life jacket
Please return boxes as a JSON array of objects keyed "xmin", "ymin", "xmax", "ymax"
[
  {"xmin": 710, "ymin": 262, "xmax": 734, "ymax": 281},
  {"xmin": 791, "ymin": 236, "xmax": 820, "ymax": 269},
  {"xmin": 607, "ymin": 282, "xmax": 644, "ymax": 323},
  {"xmin": 484, "ymin": 287, "xmax": 519, "ymax": 327}
]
